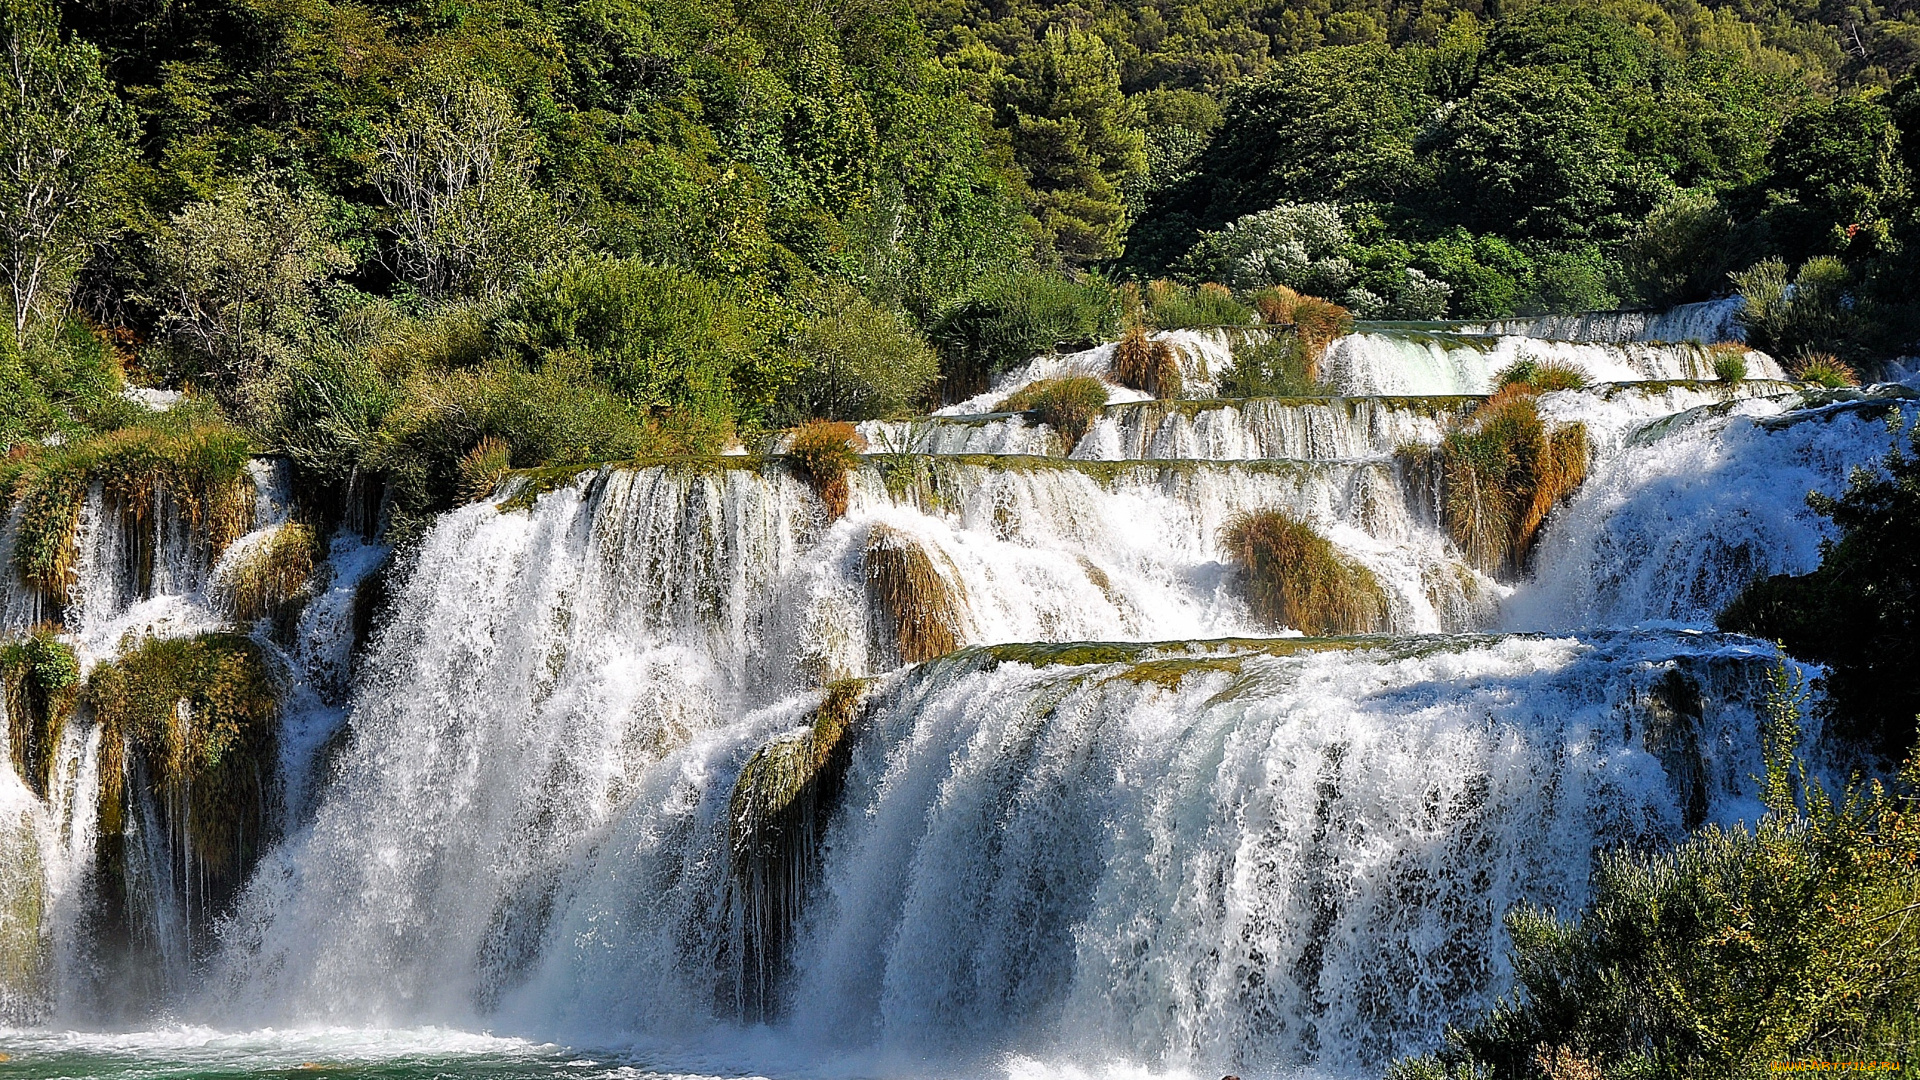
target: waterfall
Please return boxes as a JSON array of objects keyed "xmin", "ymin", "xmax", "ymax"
[
  {"xmin": 1453, "ymin": 298, "xmax": 1747, "ymax": 344},
  {"xmin": 1507, "ymin": 390, "xmax": 1919, "ymax": 628},
  {"xmin": 1321, "ymin": 331, "xmax": 1781, "ymax": 396},
  {"xmin": 4, "ymin": 304, "xmax": 1905, "ymax": 1075}
]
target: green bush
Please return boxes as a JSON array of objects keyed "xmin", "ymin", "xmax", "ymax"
[
  {"xmin": 1734, "ymin": 256, "xmax": 1874, "ymax": 367},
  {"xmin": 1708, "ymin": 343, "xmax": 1748, "ymax": 383},
  {"xmin": 1219, "ymin": 332, "xmax": 1325, "ymax": 397},
  {"xmin": 1001, "ymin": 376, "xmax": 1109, "ymax": 450},
  {"xmin": 778, "ymin": 296, "xmax": 940, "ymax": 423},
  {"xmin": 1397, "ymin": 670, "xmax": 1920, "ymax": 1078},
  {"xmin": 0, "ymin": 316, "xmax": 135, "ymax": 451},
  {"xmin": 1143, "ymin": 279, "xmax": 1256, "ymax": 329},
  {"xmin": 1495, "ymin": 358, "xmax": 1590, "ymax": 392},
  {"xmin": 499, "ymin": 257, "xmax": 786, "ymax": 426},
  {"xmin": 930, "ymin": 271, "xmax": 1120, "ymax": 400},
  {"xmin": 1623, "ymin": 189, "xmax": 1742, "ymax": 306}
]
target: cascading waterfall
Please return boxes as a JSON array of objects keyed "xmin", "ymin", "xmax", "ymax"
[
  {"xmin": 2, "ymin": 300, "xmax": 1903, "ymax": 1076},
  {"xmin": 1320, "ymin": 331, "xmax": 1781, "ymax": 396},
  {"xmin": 1452, "ymin": 297, "xmax": 1748, "ymax": 344}
]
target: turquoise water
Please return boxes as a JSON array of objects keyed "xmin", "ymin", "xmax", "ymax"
[{"xmin": 0, "ymin": 1029, "xmax": 707, "ymax": 1080}]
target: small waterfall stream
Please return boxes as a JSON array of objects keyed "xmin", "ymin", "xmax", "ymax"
[{"xmin": 0, "ymin": 302, "xmax": 1899, "ymax": 1073}]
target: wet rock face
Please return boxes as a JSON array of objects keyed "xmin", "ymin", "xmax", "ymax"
[{"xmin": 1639, "ymin": 666, "xmax": 1710, "ymax": 831}]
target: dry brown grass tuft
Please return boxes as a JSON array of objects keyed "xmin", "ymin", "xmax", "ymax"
[
  {"xmin": 1247, "ymin": 285, "xmax": 1353, "ymax": 380},
  {"xmin": 1111, "ymin": 325, "xmax": 1183, "ymax": 399},
  {"xmin": 1220, "ymin": 510, "xmax": 1386, "ymax": 635},
  {"xmin": 865, "ymin": 524, "xmax": 963, "ymax": 663},
  {"xmin": 1437, "ymin": 392, "xmax": 1589, "ymax": 574},
  {"xmin": 787, "ymin": 420, "xmax": 867, "ymax": 520}
]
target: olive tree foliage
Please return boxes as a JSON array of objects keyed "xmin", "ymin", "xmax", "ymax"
[
  {"xmin": 373, "ymin": 75, "xmax": 574, "ymax": 300},
  {"xmin": 1178, "ymin": 202, "xmax": 1355, "ymax": 295},
  {"xmin": 0, "ymin": 0, "xmax": 132, "ymax": 336},
  {"xmin": 146, "ymin": 173, "xmax": 350, "ymax": 413}
]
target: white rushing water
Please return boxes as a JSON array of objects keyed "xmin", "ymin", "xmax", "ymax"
[
  {"xmin": 2, "ymin": 307, "xmax": 1906, "ymax": 1077},
  {"xmin": 1453, "ymin": 297, "xmax": 1748, "ymax": 344}
]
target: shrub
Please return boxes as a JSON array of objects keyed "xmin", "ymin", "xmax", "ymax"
[
  {"xmin": 779, "ymin": 297, "xmax": 940, "ymax": 423},
  {"xmin": 1001, "ymin": 376, "xmax": 1108, "ymax": 451},
  {"xmin": 865, "ymin": 525, "xmax": 963, "ymax": 663},
  {"xmin": 86, "ymin": 633, "xmax": 279, "ymax": 915},
  {"xmin": 1734, "ymin": 256, "xmax": 1872, "ymax": 367},
  {"xmin": 1436, "ymin": 389, "xmax": 1590, "ymax": 574},
  {"xmin": 456, "ymin": 436, "xmax": 513, "ymax": 504},
  {"xmin": 4, "ymin": 410, "xmax": 254, "ymax": 596},
  {"xmin": 1220, "ymin": 510, "xmax": 1386, "ymax": 635},
  {"xmin": 1624, "ymin": 188, "xmax": 1740, "ymax": 306},
  {"xmin": 1143, "ymin": 279, "xmax": 1255, "ymax": 329},
  {"xmin": 1, "ymin": 626, "xmax": 78, "ymax": 799},
  {"xmin": 930, "ymin": 271, "xmax": 1119, "ymax": 400},
  {"xmin": 786, "ymin": 420, "xmax": 866, "ymax": 520},
  {"xmin": 0, "ymin": 315, "xmax": 132, "ymax": 452},
  {"xmin": 1219, "ymin": 332, "xmax": 1325, "ymax": 397},
  {"xmin": 1110, "ymin": 325, "xmax": 1184, "ymax": 399},
  {"xmin": 1708, "ymin": 343, "xmax": 1748, "ymax": 383},
  {"xmin": 366, "ymin": 358, "xmax": 715, "ymax": 538},
  {"xmin": 1400, "ymin": 670, "xmax": 1920, "ymax": 1077},
  {"xmin": 1790, "ymin": 350, "xmax": 1857, "ymax": 387},
  {"xmin": 220, "ymin": 521, "xmax": 318, "ymax": 624},
  {"xmin": 499, "ymin": 257, "xmax": 781, "ymax": 425},
  {"xmin": 1248, "ymin": 285, "xmax": 1353, "ymax": 373},
  {"xmin": 1495, "ymin": 357, "xmax": 1590, "ymax": 393},
  {"xmin": 1177, "ymin": 202, "xmax": 1356, "ymax": 296}
]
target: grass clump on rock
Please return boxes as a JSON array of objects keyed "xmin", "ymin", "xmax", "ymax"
[
  {"xmin": 865, "ymin": 524, "xmax": 964, "ymax": 664},
  {"xmin": 86, "ymin": 632, "xmax": 279, "ymax": 913},
  {"xmin": 785, "ymin": 420, "xmax": 866, "ymax": 520},
  {"xmin": 1495, "ymin": 357, "xmax": 1590, "ymax": 393},
  {"xmin": 1111, "ymin": 325, "xmax": 1183, "ymax": 399},
  {"xmin": 1220, "ymin": 510, "xmax": 1386, "ymax": 635},
  {"xmin": 1001, "ymin": 376, "xmax": 1108, "ymax": 452},
  {"xmin": 1248, "ymin": 285, "xmax": 1352, "ymax": 368},
  {"xmin": 1435, "ymin": 388, "xmax": 1590, "ymax": 575},
  {"xmin": 1790, "ymin": 350, "xmax": 1858, "ymax": 387},
  {"xmin": 3, "ymin": 410, "xmax": 253, "ymax": 598},
  {"xmin": 1, "ymin": 626, "xmax": 79, "ymax": 799},
  {"xmin": 1707, "ymin": 342, "xmax": 1748, "ymax": 383},
  {"xmin": 220, "ymin": 521, "xmax": 318, "ymax": 624},
  {"xmin": 1143, "ymin": 280, "xmax": 1254, "ymax": 330}
]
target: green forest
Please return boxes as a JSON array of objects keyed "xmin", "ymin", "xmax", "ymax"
[{"xmin": 1, "ymin": 0, "xmax": 1917, "ymax": 530}]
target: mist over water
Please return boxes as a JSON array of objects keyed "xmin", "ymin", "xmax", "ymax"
[{"xmin": 0, "ymin": 315, "xmax": 1907, "ymax": 1078}]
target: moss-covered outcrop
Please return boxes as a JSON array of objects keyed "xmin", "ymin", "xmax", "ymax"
[
  {"xmin": 865, "ymin": 525, "xmax": 964, "ymax": 664},
  {"xmin": 1, "ymin": 627, "xmax": 79, "ymax": 800},
  {"xmin": 727, "ymin": 680, "xmax": 867, "ymax": 1018},
  {"xmin": 86, "ymin": 632, "xmax": 279, "ymax": 926},
  {"xmin": 2, "ymin": 412, "xmax": 252, "ymax": 601}
]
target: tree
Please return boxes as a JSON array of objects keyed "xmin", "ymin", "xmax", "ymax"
[
  {"xmin": 373, "ymin": 72, "xmax": 575, "ymax": 300},
  {"xmin": 1434, "ymin": 69, "xmax": 1620, "ymax": 243},
  {"xmin": 146, "ymin": 173, "xmax": 350, "ymax": 404},
  {"xmin": 997, "ymin": 26, "xmax": 1145, "ymax": 267},
  {"xmin": 0, "ymin": 0, "xmax": 132, "ymax": 337}
]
